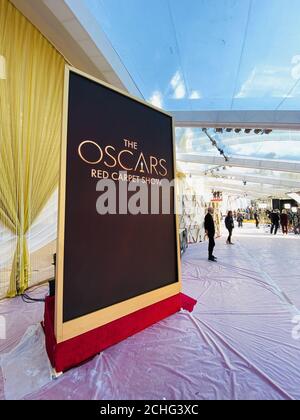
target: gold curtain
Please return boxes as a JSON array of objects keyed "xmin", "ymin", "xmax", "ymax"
[{"xmin": 0, "ymin": 0, "xmax": 65, "ymax": 296}]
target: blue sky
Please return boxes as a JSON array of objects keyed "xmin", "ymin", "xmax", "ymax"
[{"xmin": 85, "ymin": 0, "xmax": 300, "ymax": 111}]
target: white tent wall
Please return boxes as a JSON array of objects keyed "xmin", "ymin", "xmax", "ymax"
[
  {"xmin": 177, "ymin": 175, "xmax": 207, "ymax": 244},
  {"xmin": 0, "ymin": 193, "xmax": 58, "ymax": 299}
]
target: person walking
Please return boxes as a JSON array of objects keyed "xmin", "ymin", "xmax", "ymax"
[
  {"xmin": 225, "ymin": 211, "xmax": 235, "ymax": 245},
  {"xmin": 280, "ymin": 210, "xmax": 288, "ymax": 235},
  {"xmin": 270, "ymin": 210, "xmax": 280, "ymax": 235},
  {"xmin": 204, "ymin": 207, "xmax": 217, "ymax": 262}
]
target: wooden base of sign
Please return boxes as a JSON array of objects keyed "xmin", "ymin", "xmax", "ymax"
[{"xmin": 44, "ymin": 293, "xmax": 197, "ymax": 373}]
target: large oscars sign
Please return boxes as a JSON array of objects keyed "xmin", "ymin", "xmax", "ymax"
[{"xmin": 55, "ymin": 66, "xmax": 181, "ymax": 343}]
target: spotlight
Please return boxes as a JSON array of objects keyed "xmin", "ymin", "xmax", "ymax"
[
  {"xmin": 243, "ymin": 181, "xmax": 247, "ymax": 186},
  {"xmin": 244, "ymin": 129, "xmax": 251, "ymax": 134},
  {"xmin": 235, "ymin": 128, "xmax": 242, "ymax": 133},
  {"xmin": 216, "ymin": 128, "xmax": 223, "ymax": 133},
  {"xmin": 202, "ymin": 128, "xmax": 207, "ymax": 132},
  {"xmin": 254, "ymin": 129, "xmax": 261, "ymax": 134},
  {"xmin": 264, "ymin": 129, "xmax": 272, "ymax": 135},
  {"xmin": 226, "ymin": 128, "xmax": 233, "ymax": 133}
]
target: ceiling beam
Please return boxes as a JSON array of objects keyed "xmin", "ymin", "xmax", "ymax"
[
  {"xmin": 11, "ymin": 0, "xmax": 142, "ymax": 96},
  {"xmin": 172, "ymin": 111, "xmax": 300, "ymax": 130},
  {"xmin": 177, "ymin": 154, "xmax": 300, "ymax": 174},
  {"xmin": 186, "ymin": 170, "xmax": 300, "ymax": 189},
  {"xmin": 10, "ymin": 0, "xmax": 104, "ymax": 80},
  {"xmin": 201, "ymin": 178, "xmax": 288, "ymax": 197},
  {"xmin": 204, "ymin": 185, "xmax": 284, "ymax": 199},
  {"xmin": 188, "ymin": 174, "xmax": 287, "ymax": 195}
]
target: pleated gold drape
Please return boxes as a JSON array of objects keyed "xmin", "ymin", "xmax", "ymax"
[{"xmin": 0, "ymin": 0, "xmax": 65, "ymax": 296}]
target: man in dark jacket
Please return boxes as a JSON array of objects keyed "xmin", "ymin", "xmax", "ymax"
[
  {"xmin": 280, "ymin": 210, "xmax": 288, "ymax": 235},
  {"xmin": 225, "ymin": 211, "xmax": 234, "ymax": 244},
  {"xmin": 270, "ymin": 210, "xmax": 280, "ymax": 235},
  {"xmin": 204, "ymin": 207, "xmax": 217, "ymax": 262}
]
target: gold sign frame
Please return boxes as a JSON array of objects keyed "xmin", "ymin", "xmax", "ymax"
[{"xmin": 55, "ymin": 66, "xmax": 182, "ymax": 343}]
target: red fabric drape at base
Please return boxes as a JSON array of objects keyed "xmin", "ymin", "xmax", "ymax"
[{"xmin": 44, "ymin": 293, "xmax": 197, "ymax": 373}]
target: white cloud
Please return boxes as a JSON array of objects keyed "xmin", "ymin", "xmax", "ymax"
[
  {"xmin": 178, "ymin": 128, "xmax": 195, "ymax": 152},
  {"xmin": 235, "ymin": 65, "xmax": 298, "ymax": 99},
  {"xmin": 231, "ymin": 140, "xmax": 300, "ymax": 161},
  {"xmin": 291, "ymin": 55, "xmax": 300, "ymax": 80},
  {"xmin": 170, "ymin": 71, "xmax": 186, "ymax": 99},
  {"xmin": 189, "ymin": 90, "xmax": 202, "ymax": 100},
  {"xmin": 171, "ymin": 71, "xmax": 181, "ymax": 88},
  {"xmin": 170, "ymin": 71, "xmax": 203, "ymax": 100},
  {"xmin": 148, "ymin": 91, "xmax": 163, "ymax": 109},
  {"xmin": 236, "ymin": 59, "xmax": 300, "ymax": 99}
]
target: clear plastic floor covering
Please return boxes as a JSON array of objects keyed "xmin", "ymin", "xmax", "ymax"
[{"xmin": 1, "ymin": 224, "xmax": 300, "ymax": 400}]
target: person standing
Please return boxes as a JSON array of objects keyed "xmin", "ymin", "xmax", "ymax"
[
  {"xmin": 293, "ymin": 209, "xmax": 300, "ymax": 235},
  {"xmin": 270, "ymin": 210, "xmax": 280, "ymax": 235},
  {"xmin": 204, "ymin": 207, "xmax": 217, "ymax": 262},
  {"xmin": 254, "ymin": 211, "xmax": 260, "ymax": 229},
  {"xmin": 237, "ymin": 212, "xmax": 244, "ymax": 228},
  {"xmin": 280, "ymin": 210, "xmax": 288, "ymax": 235},
  {"xmin": 225, "ymin": 211, "xmax": 235, "ymax": 244}
]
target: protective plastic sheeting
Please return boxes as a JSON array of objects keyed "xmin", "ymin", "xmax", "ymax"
[
  {"xmin": 0, "ymin": 325, "xmax": 52, "ymax": 400},
  {"xmin": 0, "ymin": 225, "xmax": 300, "ymax": 400}
]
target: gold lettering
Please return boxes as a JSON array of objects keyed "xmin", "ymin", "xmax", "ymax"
[
  {"xmin": 124, "ymin": 139, "xmax": 138, "ymax": 150},
  {"xmin": 135, "ymin": 153, "xmax": 150, "ymax": 174},
  {"xmin": 150, "ymin": 156, "xmax": 159, "ymax": 175},
  {"xmin": 78, "ymin": 140, "xmax": 103, "ymax": 165},
  {"xmin": 159, "ymin": 159, "xmax": 168, "ymax": 177},
  {"xmin": 118, "ymin": 150, "xmax": 134, "ymax": 171},
  {"xmin": 104, "ymin": 146, "xmax": 117, "ymax": 168}
]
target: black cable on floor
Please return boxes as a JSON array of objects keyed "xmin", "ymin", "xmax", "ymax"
[{"xmin": 21, "ymin": 293, "xmax": 45, "ymax": 304}]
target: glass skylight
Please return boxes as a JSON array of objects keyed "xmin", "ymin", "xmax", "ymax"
[
  {"xmin": 85, "ymin": 0, "xmax": 300, "ymax": 111},
  {"xmin": 176, "ymin": 129, "xmax": 300, "ymax": 161}
]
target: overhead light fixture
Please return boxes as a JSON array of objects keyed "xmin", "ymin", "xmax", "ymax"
[
  {"xmin": 202, "ymin": 128, "xmax": 207, "ymax": 132},
  {"xmin": 254, "ymin": 129, "xmax": 261, "ymax": 134},
  {"xmin": 215, "ymin": 128, "xmax": 223, "ymax": 133},
  {"xmin": 204, "ymin": 130, "xmax": 230, "ymax": 162},
  {"xmin": 226, "ymin": 128, "xmax": 233, "ymax": 133},
  {"xmin": 235, "ymin": 128, "xmax": 242, "ymax": 133},
  {"xmin": 264, "ymin": 129, "xmax": 272, "ymax": 135},
  {"xmin": 244, "ymin": 129, "xmax": 251, "ymax": 134}
]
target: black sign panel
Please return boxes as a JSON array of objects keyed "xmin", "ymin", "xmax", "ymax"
[{"xmin": 62, "ymin": 70, "xmax": 179, "ymax": 323}]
